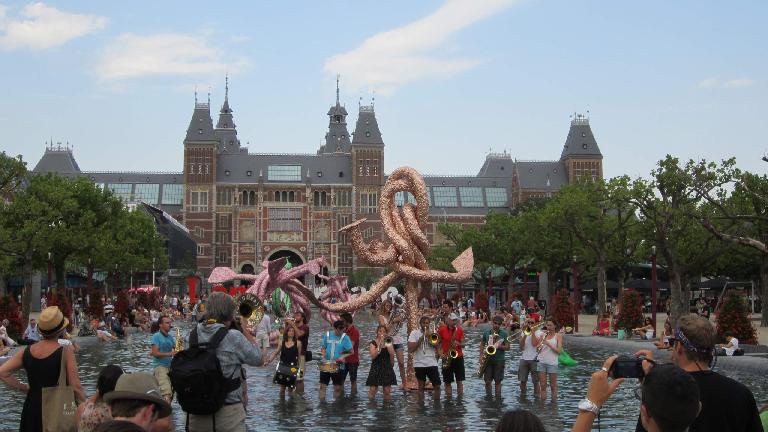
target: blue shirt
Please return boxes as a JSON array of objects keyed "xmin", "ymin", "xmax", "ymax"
[
  {"xmin": 321, "ymin": 331, "xmax": 352, "ymax": 361},
  {"xmin": 151, "ymin": 331, "xmax": 175, "ymax": 368}
]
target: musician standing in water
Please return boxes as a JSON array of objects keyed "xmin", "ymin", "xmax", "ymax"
[
  {"xmin": 408, "ymin": 315, "xmax": 441, "ymax": 400},
  {"xmin": 286, "ymin": 311, "xmax": 309, "ymax": 394},
  {"xmin": 480, "ymin": 315, "xmax": 509, "ymax": 396},
  {"xmin": 378, "ymin": 298, "xmax": 407, "ymax": 390},
  {"xmin": 318, "ymin": 320, "xmax": 353, "ymax": 401},
  {"xmin": 536, "ymin": 320, "xmax": 562, "ymax": 400},
  {"xmin": 438, "ymin": 313, "xmax": 465, "ymax": 398},
  {"xmin": 518, "ymin": 318, "xmax": 541, "ymax": 397},
  {"xmin": 340, "ymin": 312, "xmax": 360, "ymax": 395}
]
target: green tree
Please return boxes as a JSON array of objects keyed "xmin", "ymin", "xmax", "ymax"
[
  {"xmin": 0, "ymin": 152, "xmax": 27, "ymax": 198},
  {"xmin": 0, "ymin": 174, "xmax": 67, "ymax": 320}
]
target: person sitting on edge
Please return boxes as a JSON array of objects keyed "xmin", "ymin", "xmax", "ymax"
[
  {"xmin": 495, "ymin": 409, "xmax": 546, "ymax": 432},
  {"xmin": 408, "ymin": 315, "xmax": 442, "ymax": 400},
  {"xmin": 634, "ymin": 314, "xmax": 762, "ymax": 432},
  {"xmin": 715, "ymin": 331, "xmax": 739, "ymax": 356},
  {"xmin": 593, "ymin": 313, "xmax": 612, "ymax": 336},
  {"xmin": 150, "ymin": 315, "xmax": 176, "ymax": 402},
  {"xmin": 95, "ymin": 373, "xmax": 172, "ymax": 432},
  {"xmin": 632, "ymin": 317, "xmax": 655, "ymax": 340},
  {"xmin": 20, "ymin": 318, "xmax": 40, "ymax": 345},
  {"xmin": 653, "ymin": 321, "xmax": 673, "ymax": 350},
  {"xmin": 481, "ymin": 315, "xmax": 509, "ymax": 397},
  {"xmin": 571, "ymin": 356, "xmax": 701, "ymax": 432},
  {"xmin": 318, "ymin": 319, "xmax": 353, "ymax": 401},
  {"xmin": 0, "ymin": 319, "xmax": 17, "ymax": 347}
]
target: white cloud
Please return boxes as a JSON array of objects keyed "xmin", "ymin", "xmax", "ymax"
[
  {"xmin": 698, "ymin": 77, "xmax": 756, "ymax": 89},
  {"xmin": 723, "ymin": 78, "xmax": 755, "ymax": 88},
  {"xmin": 0, "ymin": 2, "xmax": 107, "ymax": 51},
  {"xmin": 324, "ymin": 0, "xmax": 519, "ymax": 95},
  {"xmin": 96, "ymin": 33, "xmax": 246, "ymax": 81},
  {"xmin": 698, "ymin": 77, "xmax": 719, "ymax": 88}
]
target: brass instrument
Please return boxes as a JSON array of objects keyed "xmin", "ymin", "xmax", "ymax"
[
  {"xmin": 235, "ymin": 293, "xmax": 265, "ymax": 330},
  {"xmin": 485, "ymin": 332, "xmax": 498, "ymax": 356},
  {"xmin": 175, "ymin": 327, "xmax": 183, "ymax": 352},
  {"xmin": 427, "ymin": 318, "xmax": 442, "ymax": 347},
  {"xmin": 533, "ymin": 330, "xmax": 550, "ymax": 360},
  {"xmin": 386, "ymin": 294, "xmax": 406, "ymax": 339},
  {"xmin": 507, "ymin": 321, "xmax": 545, "ymax": 342},
  {"xmin": 384, "ymin": 336, "xmax": 393, "ymax": 346},
  {"xmin": 441, "ymin": 329, "xmax": 459, "ymax": 369}
]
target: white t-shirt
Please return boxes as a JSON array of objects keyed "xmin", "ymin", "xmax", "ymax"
[
  {"xmin": 726, "ymin": 337, "xmax": 739, "ymax": 356},
  {"xmin": 408, "ymin": 329, "xmax": 438, "ymax": 368},
  {"xmin": 537, "ymin": 333, "xmax": 559, "ymax": 366},
  {"xmin": 521, "ymin": 330, "xmax": 542, "ymax": 361}
]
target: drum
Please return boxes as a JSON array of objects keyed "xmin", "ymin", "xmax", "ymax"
[
  {"xmin": 274, "ymin": 362, "xmax": 299, "ymax": 388},
  {"xmin": 318, "ymin": 361, "xmax": 339, "ymax": 373}
]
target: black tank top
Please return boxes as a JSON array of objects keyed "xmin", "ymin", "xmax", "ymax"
[{"xmin": 280, "ymin": 341, "xmax": 299, "ymax": 365}]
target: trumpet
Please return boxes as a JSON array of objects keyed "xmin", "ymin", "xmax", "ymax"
[{"xmin": 427, "ymin": 321, "xmax": 441, "ymax": 347}]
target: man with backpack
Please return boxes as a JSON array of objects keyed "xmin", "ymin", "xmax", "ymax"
[{"xmin": 170, "ymin": 292, "xmax": 262, "ymax": 432}]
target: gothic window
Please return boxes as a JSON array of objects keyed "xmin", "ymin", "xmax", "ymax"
[
  {"xmin": 360, "ymin": 192, "xmax": 378, "ymax": 214},
  {"xmin": 189, "ymin": 190, "xmax": 209, "ymax": 212},
  {"xmin": 268, "ymin": 208, "xmax": 301, "ymax": 231}
]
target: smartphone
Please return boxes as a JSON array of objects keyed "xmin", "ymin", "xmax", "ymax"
[{"xmin": 610, "ymin": 355, "xmax": 645, "ymax": 379}]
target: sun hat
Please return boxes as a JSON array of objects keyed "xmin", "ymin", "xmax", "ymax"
[
  {"xmin": 103, "ymin": 373, "xmax": 172, "ymax": 418},
  {"xmin": 38, "ymin": 306, "xmax": 69, "ymax": 336},
  {"xmin": 448, "ymin": 313, "xmax": 459, "ymax": 321}
]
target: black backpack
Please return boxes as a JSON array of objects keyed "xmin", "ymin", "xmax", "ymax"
[{"xmin": 169, "ymin": 326, "xmax": 240, "ymax": 417}]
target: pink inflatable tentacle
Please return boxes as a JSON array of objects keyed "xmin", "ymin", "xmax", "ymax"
[
  {"xmin": 402, "ymin": 204, "xmax": 431, "ymax": 257},
  {"xmin": 319, "ymin": 272, "xmax": 399, "ymax": 313}
]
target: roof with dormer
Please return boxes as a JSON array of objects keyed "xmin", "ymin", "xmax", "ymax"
[
  {"xmin": 561, "ymin": 114, "xmax": 602, "ymax": 159},
  {"xmin": 185, "ymin": 102, "xmax": 217, "ymax": 143},
  {"xmin": 33, "ymin": 145, "xmax": 81, "ymax": 174},
  {"xmin": 351, "ymin": 105, "xmax": 383, "ymax": 146}
]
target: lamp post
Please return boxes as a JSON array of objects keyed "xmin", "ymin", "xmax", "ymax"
[
  {"xmin": 47, "ymin": 252, "xmax": 52, "ymax": 293},
  {"xmin": 651, "ymin": 245, "xmax": 658, "ymax": 337},
  {"xmin": 572, "ymin": 255, "xmax": 580, "ymax": 333},
  {"xmin": 152, "ymin": 257, "xmax": 156, "ymax": 287},
  {"xmin": 86, "ymin": 257, "xmax": 93, "ymax": 293}
]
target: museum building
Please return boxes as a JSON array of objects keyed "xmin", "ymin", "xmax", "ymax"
[{"xmin": 33, "ymin": 81, "xmax": 603, "ymax": 282}]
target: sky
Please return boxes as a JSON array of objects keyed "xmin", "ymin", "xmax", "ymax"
[{"xmin": 0, "ymin": 0, "xmax": 766, "ymax": 180}]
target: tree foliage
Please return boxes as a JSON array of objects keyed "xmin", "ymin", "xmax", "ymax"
[
  {"xmin": 716, "ymin": 290, "xmax": 757, "ymax": 344},
  {"xmin": 616, "ymin": 289, "xmax": 644, "ymax": 332}
]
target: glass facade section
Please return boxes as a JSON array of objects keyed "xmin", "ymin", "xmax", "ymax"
[
  {"xmin": 268, "ymin": 208, "xmax": 302, "ymax": 231},
  {"xmin": 485, "ymin": 187, "xmax": 508, "ymax": 207},
  {"xmin": 432, "ymin": 187, "xmax": 457, "ymax": 207},
  {"xmin": 161, "ymin": 184, "xmax": 184, "ymax": 205},
  {"xmin": 134, "ymin": 184, "xmax": 159, "ymax": 204},
  {"xmin": 459, "ymin": 187, "xmax": 484, "ymax": 207},
  {"xmin": 107, "ymin": 184, "xmax": 132, "ymax": 201},
  {"xmin": 395, "ymin": 192, "xmax": 416, "ymax": 206},
  {"xmin": 267, "ymin": 165, "xmax": 302, "ymax": 181}
]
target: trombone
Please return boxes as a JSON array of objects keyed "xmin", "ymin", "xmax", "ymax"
[{"xmin": 507, "ymin": 321, "xmax": 545, "ymax": 343}]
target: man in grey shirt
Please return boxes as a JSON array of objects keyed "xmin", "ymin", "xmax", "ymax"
[{"xmin": 186, "ymin": 292, "xmax": 262, "ymax": 432}]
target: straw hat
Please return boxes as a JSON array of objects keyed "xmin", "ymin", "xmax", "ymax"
[
  {"xmin": 103, "ymin": 373, "xmax": 172, "ymax": 418},
  {"xmin": 38, "ymin": 306, "xmax": 69, "ymax": 337}
]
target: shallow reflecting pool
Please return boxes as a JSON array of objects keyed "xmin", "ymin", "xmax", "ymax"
[{"xmin": 2, "ymin": 311, "xmax": 767, "ymax": 431}]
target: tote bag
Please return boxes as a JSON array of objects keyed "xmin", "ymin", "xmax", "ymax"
[{"xmin": 41, "ymin": 351, "xmax": 77, "ymax": 432}]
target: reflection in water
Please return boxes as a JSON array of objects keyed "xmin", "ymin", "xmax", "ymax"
[{"xmin": 1, "ymin": 311, "xmax": 766, "ymax": 431}]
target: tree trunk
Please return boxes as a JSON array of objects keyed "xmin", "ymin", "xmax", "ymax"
[
  {"xmin": 760, "ymin": 256, "xmax": 768, "ymax": 327},
  {"xmin": 55, "ymin": 260, "xmax": 66, "ymax": 293},
  {"xmin": 22, "ymin": 255, "xmax": 33, "ymax": 323},
  {"xmin": 597, "ymin": 258, "xmax": 607, "ymax": 317},
  {"xmin": 668, "ymin": 269, "xmax": 684, "ymax": 327}
]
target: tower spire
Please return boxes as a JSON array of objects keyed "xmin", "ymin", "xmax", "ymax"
[
  {"xmin": 336, "ymin": 74, "xmax": 340, "ymax": 105},
  {"xmin": 225, "ymin": 73, "xmax": 229, "ymax": 102}
]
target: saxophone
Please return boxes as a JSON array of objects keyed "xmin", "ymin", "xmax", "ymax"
[{"xmin": 476, "ymin": 332, "xmax": 497, "ymax": 377}]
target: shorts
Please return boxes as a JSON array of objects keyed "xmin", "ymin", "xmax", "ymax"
[
  {"xmin": 153, "ymin": 366, "xmax": 173, "ymax": 398},
  {"xmin": 347, "ymin": 363, "xmax": 359, "ymax": 382},
  {"xmin": 483, "ymin": 361, "xmax": 505, "ymax": 383},
  {"xmin": 414, "ymin": 366, "xmax": 441, "ymax": 386},
  {"xmin": 441, "ymin": 356, "xmax": 466, "ymax": 384},
  {"xmin": 298, "ymin": 355, "xmax": 306, "ymax": 381},
  {"xmin": 518, "ymin": 359, "xmax": 540, "ymax": 384},
  {"xmin": 320, "ymin": 368, "xmax": 348, "ymax": 386},
  {"xmin": 539, "ymin": 363, "xmax": 558, "ymax": 374},
  {"xmin": 393, "ymin": 343, "xmax": 403, "ymax": 351}
]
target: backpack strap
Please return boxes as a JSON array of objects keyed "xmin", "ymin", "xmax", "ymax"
[
  {"xmin": 208, "ymin": 327, "xmax": 230, "ymax": 350},
  {"xmin": 189, "ymin": 327, "xmax": 198, "ymax": 346}
]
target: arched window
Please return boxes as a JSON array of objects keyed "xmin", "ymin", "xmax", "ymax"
[
  {"xmin": 288, "ymin": 191, "xmax": 295, "ymax": 202},
  {"xmin": 282, "ymin": 191, "xmax": 288, "ymax": 202},
  {"xmin": 249, "ymin": 191, "xmax": 256, "ymax": 206},
  {"xmin": 242, "ymin": 190, "xmax": 248, "ymax": 205}
]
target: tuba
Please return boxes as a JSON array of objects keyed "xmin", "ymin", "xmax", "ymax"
[{"xmin": 235, "ymin": 293, "xmax": 265, "ymax": 330}]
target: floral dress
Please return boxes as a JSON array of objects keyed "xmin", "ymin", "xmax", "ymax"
[{"xmin": 78, "ymin": 398, "xmax": 113, "ymax": 432}]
